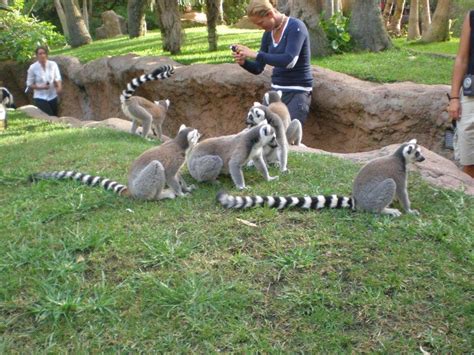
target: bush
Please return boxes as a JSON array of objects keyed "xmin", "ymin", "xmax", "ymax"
[
  {"xmin": 320, "ymin": 12, "xmax": 353, "ymax": 54},
  {"xmin": 0, "ymin": 10, "xmax": 65, "ymax": 62},
  {"xmin": 223, "ymin": 0, "xmax": 249, "ymax": 25}
]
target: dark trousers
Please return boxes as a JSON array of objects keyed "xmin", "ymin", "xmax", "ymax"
[
  {"xmin": 281, "ymin": 91, "xmax": 312, "ymax": 125},
  {"xmin": 34, "ymin": 97, "xmax": 58, "ymax": 116}
]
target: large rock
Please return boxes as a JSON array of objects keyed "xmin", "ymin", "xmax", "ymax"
[
  {"xmin": 101, "ymin": 10, "xmax": 124, "ymax": 38},
  {"xmin": 0, "ymin": 54, "xmax": 451, "ymax": 158}
]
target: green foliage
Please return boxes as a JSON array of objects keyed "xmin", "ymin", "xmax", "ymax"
[
  {"xmin": 223, "ymin": 0, "xmax": 250, "ymax": 25},
  {"xmin": 320, "ymin": 12, "xmax": 353, "ymax": 54},
  {"xmin": 0, "ymin": 10, "xmax": 64, "ymax": 62}
]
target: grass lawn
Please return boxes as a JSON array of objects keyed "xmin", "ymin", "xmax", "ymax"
[
  {"xmin": 1, "ymin": 111, "xmax": 472, "ymax": 352},
  {"xmin": 51, "ymin": 25, "xmax": 458, "ymax": 85}
]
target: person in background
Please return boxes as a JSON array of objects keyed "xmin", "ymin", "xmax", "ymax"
[
  {"xmin": 232, "ymin": 0, "xmax": 313, "ymax": 126},
  {"xmin": 448, "ymin": 10, "xmax": 474, "ymax": 178},
  {"xmin": 26, "ymin": 46, "xmax": 62, "ymax": 116}
]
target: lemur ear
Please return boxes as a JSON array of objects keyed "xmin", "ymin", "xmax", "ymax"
[
  {"xmin": 277, "ymin": 90, "xmax": 282, "ymax": 98},
  {"xmin": 178, "ymin": 124, "xmax": 186, "ymax": 132},
  {"xmin": 165, "ymin": 99, "xmax": 170, "ymax": 108},
  {"xmin": 408, "ymin": 139, "xmax": 417, "ymax": 144},
  {"xmin": 253, "ymin": 102, "xmax": 260, "ymax": 107}
]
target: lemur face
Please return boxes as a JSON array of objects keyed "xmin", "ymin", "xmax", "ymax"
[
  {"xmin": 403, "ymin": 139, "xmax": 425, "ymax": 163},
  {"xmin": 246, "ymin": 105, "xmax": 266, "ymax": 126},
  {"xmin": 259, "ymin": 124, "xmax": 277, "ymax": 148},
  {"xmin": 187, "ymin": 129, "xmax": 201, "ymax": 147}
]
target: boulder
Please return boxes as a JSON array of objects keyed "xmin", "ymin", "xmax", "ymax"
[
  {"xmin": 0, "ymin": 55, "xmax": 452, "ymax": 160},
  {"xmin": 101, "ymin": 10, "xmax": 123, "ymax": 38}
]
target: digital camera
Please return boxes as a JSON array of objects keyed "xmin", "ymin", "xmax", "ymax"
[{"xmin": 463, "ymin": 74, "xmax": 474, "ymax": 96}]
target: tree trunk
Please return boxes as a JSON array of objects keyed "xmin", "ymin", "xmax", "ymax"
[
  {"xmin": 54, "ymin": 0, "xmax": 70, "ymax": 39},
  {"xmin": 82, "ymin": 0, "xmax": 89, "ymax": 30},
  {"xmin": 62, "ymin": 0, "xmax": 92, "ymax": 47},
  {"xmin": 206, "ymin": 0, "xmax": 219, "ymax": 51},
  {"xmin": 287, "ymin": 0, "xmax": 331, "ymax": 57},
  {"xmin": 341, "ymin": 0, "xmax": 352, "ymax": 15},
  {"xmin": 382, "ymin": 0, "xmax": 394, "ymax": 24},
  {"xmin": 420, "ymin": 0, "xmax": 451, "ymax": 42},
  {"xmin": 349, "ymin": 0, "xmax": 392, "ymax": 52},
  {"xmin": 388, "ymin": 0, "xmax": 406, "ymax": 36},
  {"xmin": 155, "ymin": 0, "xmax": 183, "ymax": 54},
  {"xmin": 128, "ymin": 0, "xmax": 147, "ymax": 38},
  {"xmin": 407, "ymin": 0, "xmax": 420, "ymax": 40},
  {"xmin": 0, "ymin": 0, "xmax": 8, "ymax": 7},
  {"xmin": 419, "ymin": 0, "xmax": 431, "ymax": 34},
  {"xmin": 323, "ymin": 0, "xmax": 334, "ymax": 19},
  {"xmin": 217, "ymin": 0, "xmax": 225, "ymax": 25}
]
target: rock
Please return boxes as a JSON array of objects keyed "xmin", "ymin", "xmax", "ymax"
[
  {"xmin": 101, "ymin": 10, "xmax": 123, "ymax": 38},
  {"xmin": 181, "ymin": 11, "xmax": 207, "ymax": 27}
]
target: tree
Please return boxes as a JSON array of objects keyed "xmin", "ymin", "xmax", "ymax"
[
  {"xmin": 82, "ymin": 0, "xmax": 89, "ymax": 30},
  {"xmin": 382, "ymin": 0, "xmax": 394, "ymax": 22},
  {"xmin": 54, "ymin": 0, "xmax": 69, "ymax": 39},
  {"xmin": 419, "ymin": 0, "xmax": 431, "ymax": 34},
  {"xmin": 155, "ymin": 0, "xmax": 183, "ymax": 54},
  {"xmin": 349, "ymin": 0, "xmax": 391, "ymax": 52},
  {"xmin": 407, "ymin": 0, "xmax": 420, "ymax": 40},
  {"xmin": 128, "ymin": 0, "xmax": 147, "ymax": 38},
  {"xmin": 420, "ymin": 0, "xmax": 452, "ymax": 42},
  {"xmin": 206, "ymin": 0, "xmax": 219, "ymax": 51},
  {"xmin": 287, "ymin": 0, "xmax": 331, "ymax": 57},
  {"xmin": 0, "ymin": 0, "xmax": 8, "ymax": 7},
  {"xmin": 387, "ymin": 0, "xmax": 406, "ymax": 36},
  {"xmin": 61, "ymin": 0, "xmax": 92, "ymax": 47}
]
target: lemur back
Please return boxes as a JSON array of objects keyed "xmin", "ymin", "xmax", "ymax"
[
  {"xmin": 247, "ymin": 104, "xmax": 289, "ymax": 172},
  {"xmin": 187, "ymin": 124, "xmax": 279, "ymax": 190},
  {"xmin": 262, "ymin": 90, "xmax": 302, "ymax": 146},
  {"xmin": 120, "ymin": 65, "xmax": 174, "ymax": 140},
  {"xmin": 30, "ymin": 125, "xmax": 201, "ymax": 201},
  {"xmin": 218, "ymin": 139, "xmax": 425, "ymax": 217}
]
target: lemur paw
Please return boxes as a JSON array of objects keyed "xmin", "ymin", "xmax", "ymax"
[
  {"xmin": 407, "ymin": 209, "xmax": 419, "ymax": 216},
  {"xmin": 267, "ymin": 175, "xmax": 279, "ymax": 181},
  {"xmin": 280, "ymin": 168, "xmax": 290, "ymax": 174},
  {"xmin": 382, "ymin": 208, "xmax": 402, "ymax": 217}
]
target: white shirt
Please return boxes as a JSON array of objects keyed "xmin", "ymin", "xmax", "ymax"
[{"xmin": 26, "ymin": 60, "xmax": 62, "ymax": 100}]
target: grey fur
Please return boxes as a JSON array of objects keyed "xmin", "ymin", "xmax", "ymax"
[
  {"xmin": 120, "ymin": 65, "xmax": 174, "ymax": 139},
  {"xmin": 187, "ymin": 124, "xmax": 279, "ymax": 190},
  {"xmin": 30, "ymin": 125, "xmax": 201, "ymax": 201},
  {"xmin": 217, "ymin": 139, "xmax": 425, "ymax": 217},
  {"xmin": 262, "ymin": 90, "xmax": 302, "ymax": 146},
  {"xmin": 247, "ymin": 104, "xmax": 289, "ymax": 172}
]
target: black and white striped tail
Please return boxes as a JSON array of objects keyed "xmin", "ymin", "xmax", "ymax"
[
  {"xmin": 120, "ymin": 65, "xmax": 175, "ymax": 102},
  {"xmin": 217, "ymin": 191, "xmax": 354, "ymax": 210},
  {"xmin": 29, "ymin": 171, "xmax": 128, "ymax": 196}
]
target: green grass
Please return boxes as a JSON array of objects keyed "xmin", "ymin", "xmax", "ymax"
[
  {"xmin": 1, "ymin": 111, "xmax": 473, "ymax": 352},
  {"xmin": 50, "ymin": 25, "xmax": 458, "ymax": 85}
]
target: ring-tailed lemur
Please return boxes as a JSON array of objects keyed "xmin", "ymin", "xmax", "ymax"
[
  {"xmin": 217, "ymin": 139, "xmax": 425, "ymax": 217},
  {"xmin": 263, "ymin": 90, "xmax": 302, "ymax": 146},
  {"xmin": 30, "ymin": 125, "xmax": 201, "ymax": 200},
  {"xmin": 0, "ymin": 87, "xmax": 14, "ymax": 129},
  {"xmin": 120, "ymin": 65, "xmax": 174, "ymax": 140},
  {"xmin": 247, "ymin": 103, "xmax": 289, "ymax": 172},
  {"xmin": 187, "ymin": 124, "xmax": 279, "ymax": 190}
]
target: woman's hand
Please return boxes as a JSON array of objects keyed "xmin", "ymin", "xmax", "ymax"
[
  {"xmin": 447, "ymin": 99, "xmax": 461, "ymax": 121},
  {"xmin": 231, "ymin": 44, "xmax": 257, "ymax": 65}
]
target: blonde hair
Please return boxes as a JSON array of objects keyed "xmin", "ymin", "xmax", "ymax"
[{"xmin": 246, "ymin": 0, "xmax": 277, "ymax": 17}]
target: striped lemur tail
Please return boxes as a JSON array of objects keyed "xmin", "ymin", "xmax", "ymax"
[
  {"xmin": 217, "ymin": 191, "xmax": 355, "ymax": 210},
  {"xmin": 29, "ymin": 171, "xmax": 130, "ymax": 197},
  {"xmin": 119, "ymin": 64, "xmax": 175, "ymax": 103}
]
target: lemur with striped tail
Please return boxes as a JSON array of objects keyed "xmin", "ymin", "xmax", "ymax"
[
  {"xmin": 217, "ymin": 139, "xmax": 425, "ymax": 217},
  {"xmin": 30, "ymin": 125, "xmax": 201, "ymax": 200},
  {"xmin": 120, "ymin": 65, "xmax": 174, "ymax": 140}
]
